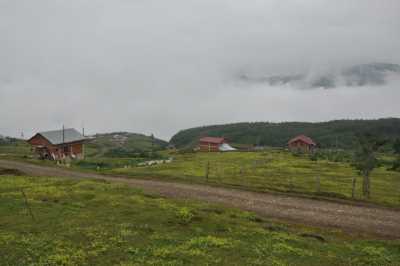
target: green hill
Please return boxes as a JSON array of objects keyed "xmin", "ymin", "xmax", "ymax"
[
  {"xmin": 170, "ymin": 118, "xmax": 400, "ymax": 149},
  {"xmin": 86, "ymin": 132, "xmax": 168, "ymax": 158}
]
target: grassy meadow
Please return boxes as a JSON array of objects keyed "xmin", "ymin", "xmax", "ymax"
[
  {"xmin": 1, "ymin": 137, "xmax": 399, "ymax": 208},
  {"xmin": 0, "ymin": 140, "xmax": 32, "ymax": 158},
  {"xmin": 106, "ymin": 150, "xmax": 400, "ymax": 208},
  {"xmin": 1, "ymin": 174, "xmax": 400, "ymax": 266}
]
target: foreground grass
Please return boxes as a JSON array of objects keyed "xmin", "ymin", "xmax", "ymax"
[
  {"xmin": 108, "ymin": 150, "xmax": 400, "ymax": 208},
  {"xmin": 1, "ymin": 175, "xmax": 400, "ymax": 265}
]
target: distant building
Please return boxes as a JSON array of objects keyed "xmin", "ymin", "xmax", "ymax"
[
  {"xmin": 288, "ymin": 135, "xmax": 316, "ymax": 153},
  {"xmin": 167, "ymin": 144, "xmax": 176, "ymax": 150},
  {"xmin": 27, "ymin": 128, "xmax": 86, "ymax": 160},
  {"xmin": 199, "ymin": 137, "xmax": 236, "ymax": 152}
]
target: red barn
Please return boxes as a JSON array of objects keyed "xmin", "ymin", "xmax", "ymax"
[
  {"xmin": 28, "ymin": 128, "xmax": 86, "ymax": 160},
  {"xmin": 288, "ymin": 135, "xmax": 316, "ymax": 153},
  {"xmin": 199, "ymin": 137, "xmax": 226, "ymax": 152}
]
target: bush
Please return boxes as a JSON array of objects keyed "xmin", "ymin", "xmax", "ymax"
[
  {"xmin": 104, "ymin": 148, "xmax": 141, "ymax": 158},
  {"xmin": 309, "ymin": 153, "xmax": 318, "ymax": 161},
  {"xmin": 389, "ymin": 158, "xmax": 400, "ymax": 172},
  {"xmin": 176, "ymin": 207, "xmax": 195, "ymax": 225},
  {"xmin": 75, "ymin": 161, "xmax": 113, "ymax": 170},
  {"xmin": 177, "ymin": 148, "xmax": 195, "ymax": 154}
]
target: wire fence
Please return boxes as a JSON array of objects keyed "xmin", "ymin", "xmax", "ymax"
[{"xmin": 194, "ymin": 160, "xmax": 400, "ymax": 206}]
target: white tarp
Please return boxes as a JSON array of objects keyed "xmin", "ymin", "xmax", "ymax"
[{"xmin": 219, "ymin": 143, "xmax": 237, "ymax": 151}]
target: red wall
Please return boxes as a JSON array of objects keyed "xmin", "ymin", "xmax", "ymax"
[
  {"xmin": 288, "ymin": 140, "xmax": 312, "ymax": 152},
  {"xmin": 199, "ymin": 141, "xmax": 220, "ymax": 152}
]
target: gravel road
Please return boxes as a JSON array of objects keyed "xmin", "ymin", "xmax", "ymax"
[{"xmin": 1, "ymin": 159, "xmax": 399, "ymax": 239}]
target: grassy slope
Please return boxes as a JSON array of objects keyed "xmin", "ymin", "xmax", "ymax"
[
  {"xmin": 111, "ymin": 150, "xmax": 400, "ymax": 208},
  {"xmin": 86, "ymin": 132, "xmax": 168, "ymax": 158},
  {"xmin": 1, "ymin": 175, "xmax": 399, "ymax": 266}
]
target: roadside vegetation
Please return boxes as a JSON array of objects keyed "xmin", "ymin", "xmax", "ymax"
[{"xmin": 1, "ymin": 175, "xmax": 399, "ymax": 265}]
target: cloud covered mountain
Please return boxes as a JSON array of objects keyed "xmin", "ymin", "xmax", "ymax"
[{"xmin": 238, "ymin": 63, "xmax": 400, "ymax": 89}]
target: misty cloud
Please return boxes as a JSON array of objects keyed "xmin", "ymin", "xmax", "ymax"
[
  {"xmin": 238, "ymin": 63, "xmax": 400, "ymax": 89},
  {"xmin": 1, "ymin": 0, "xmax": 400, "ymax": 139}
]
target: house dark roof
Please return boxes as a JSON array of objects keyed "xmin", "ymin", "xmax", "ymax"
[
  {"xmin": 33, "ymin": 128, "xmax": 85, "ymax": 145},
  {"xmin": 199, "ymin": 137, "xmax": 226, "ymax": 144},
  {"xmin": 288, "ymin": 135, "xmax": 316, "ymax": 146}
]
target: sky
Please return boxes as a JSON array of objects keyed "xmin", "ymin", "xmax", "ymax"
[{"xmin": 1, "ymin": 0, "xmax": 400, "ymax": 140}]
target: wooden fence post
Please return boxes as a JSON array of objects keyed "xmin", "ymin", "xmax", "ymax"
[
  {"xmin": 205, "ymin": 161, "xmax": 210, "ymax": 181},
  {"xmin": 352, "ymin": 177, "xmax": 356, "ymax": 199},
  {"xmin": 21, "ymin": 189, "xmax": 35, "ymax": 221}
]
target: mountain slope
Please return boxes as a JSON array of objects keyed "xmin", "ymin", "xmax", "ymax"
[{"xmin": 170, "ymin": 118, "xmax": 400, "ymax": 149}]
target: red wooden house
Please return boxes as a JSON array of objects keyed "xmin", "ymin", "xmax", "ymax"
[
  {"xmin": 199, "ymin": 137, "xmax": 226, "ymax": 152},
  {"xmin": 288, "ymin": 135, "xmax": 316, "ymax": 153},
  {"xmin": 28, "ymin": 128, "xmax": 86, "ymax": 160}
]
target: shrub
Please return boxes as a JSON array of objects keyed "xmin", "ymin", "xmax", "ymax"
[
  {"xmin": 176, "ymin": 207, "xmax": 195, "ymax": 225},
  {"xmin": 187, "ymin": 236, "xmax": 233, "ymax": 249},
  {"xmin": 351, "ymin": 246, "xmax": 393, "ymax": 266}
]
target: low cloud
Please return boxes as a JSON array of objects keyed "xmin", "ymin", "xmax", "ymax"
[
  {"xmin": 238, "ymin": 63, "xmax": 400, "ymax": 89},
  {"xmin": 1, "ymin": 0, "xmax": 400, "ymax": 139}
]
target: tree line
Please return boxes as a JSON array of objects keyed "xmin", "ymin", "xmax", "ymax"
[{"xmin": 170, "ymin": 118, "xmax": 400, "ymax": 150}]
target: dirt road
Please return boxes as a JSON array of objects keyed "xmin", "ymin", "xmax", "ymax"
[{"xmin": 1, "ymin": 159, "xmax": 399, "ymax": 239}]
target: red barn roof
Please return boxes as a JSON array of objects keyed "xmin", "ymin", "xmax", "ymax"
[
  {"xmin": 288, "ymin": 135, "xmax": 316, "ymax": 146},
  {"xmin": 199, "ymin": 137, "xmax": 226, "ymax": 144}
]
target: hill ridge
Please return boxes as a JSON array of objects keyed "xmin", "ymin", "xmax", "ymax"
[{"xmin": 170, "ymin": 118, "xmax": 400, "ymax": 149}]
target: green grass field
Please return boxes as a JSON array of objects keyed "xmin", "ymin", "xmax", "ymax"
[
  {"xmin": 108, "ymin": 150, "xmax": 400, "ymax": 208},
  {"xmin": 1, "ymin": 175, "xmax": 399, "ymax": 266},
  {"xmin": 2, "ymin": 139, "xmax": 399, "ymax": 208},
  {"xmin": 0, "ymin": 141, "xmax": 32, "ymax": 158}
]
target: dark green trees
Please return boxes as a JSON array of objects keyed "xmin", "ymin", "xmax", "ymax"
[
  {"xmin": 352, "ymin": 134, "xmax": 386, "ymax": 198},
  {"xmin": 391, "ymin": 138, "xmax": 400, "ymax": 171}
]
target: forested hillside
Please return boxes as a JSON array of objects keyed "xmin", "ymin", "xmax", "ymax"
[{"xmin": 170, "ymin": 118, "xmax": 400, "ymax": 149}]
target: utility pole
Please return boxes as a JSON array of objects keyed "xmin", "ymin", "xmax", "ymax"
[
  {"xmin": 81, "ymin": 121, "xmax": 85, "ymax": 137},
  {"xmin": 62, "ymin": 125, "xmax": 65, "ymax": 144},
  {"xmin": 62, "ymin": 125, "xmax": 65, "ymax": 161},
  {"xmin": 151, "ymin": 134, "xmax": 155, "ymax": 157},
  {"xmin": 82, "ymin": 125, "xmax": 86, "ymax": 159}
]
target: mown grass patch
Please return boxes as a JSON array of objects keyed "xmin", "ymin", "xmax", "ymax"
[{"xmin": 1, "ymin": 175, "xmax": 399, "ymax": 265}]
